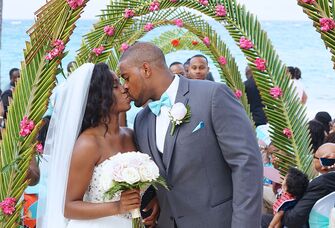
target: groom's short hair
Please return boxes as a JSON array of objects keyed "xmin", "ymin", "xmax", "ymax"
[{"xmin": 120, "ymin": 42, "xmax": 167, "ymax": 68}]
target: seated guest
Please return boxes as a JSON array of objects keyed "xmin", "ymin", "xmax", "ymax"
[
  {"xmin": 183, "ymin": 58, "xmax": 190, "ymax": 77},
  {"xmin": 308, "ymin": 119, "xmax": 326, "ymax": 153},
  {"xmin": 269, "ymin": 168, "xmax": 309, "ymax": 228},
  {"xmin": 169, "ymin": 61, "xmax": 186, "ymax": 76},
  {"xmin": 262, "ymin": 143, "xmax": 335, "ymax": 228},
  {"xmin": 315, "ymin": 111, "xmax": 332, "ymax": 135}
]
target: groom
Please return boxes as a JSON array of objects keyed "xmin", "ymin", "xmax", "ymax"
[{"xmin": 119, "ymin": 42, "xmax": 263, "ymax": 228}]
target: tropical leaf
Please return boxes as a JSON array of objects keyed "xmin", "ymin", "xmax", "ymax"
[
  {"xmin": 0, "ymin": 0, "xmax": 88, "ymax": 226},
  {"xmin": 297, "ymin": 0, "xmax": 335, "ymax": 69}
]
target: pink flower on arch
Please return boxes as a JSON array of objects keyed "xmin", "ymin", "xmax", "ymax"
[
  {"xmin": 67, "ymin": 0, "xmax": 84, "ymax": 10},
  {"xmin": 124, "ymin": 9, "xmax": 135, "ymax": 19},
  {"xmin": 149, "ymin": 0, "xmax": 160, "ymax": 11},
  {"xmin": 283, "ymin": 128, "xmax": 293, "ymax": 139},
  {"xmin": 0, "ymin": 197, "xmax": 16, "ymax": 215},
  {"xmin": 320, "ymin": 18, "xmax": 335, "ymax": 32},
  {"xmin": 235, "ymin": 89, "xmax": 243, "ymax": 99},
  {"xmin": 120, "ymin": 43, "xmax": 129, "ymax": 52},
  {"xmin": 218, "ymin": 56, "xmax": 227, "ymax": 65},
  {"xmin": 144, "ymin": 23, "xmax": 154, "ymax": 32},
  {"xmin": 93, "ymin": 46, "xmax": 105, "ymax": 56},
  {"xmin": 173, "ymin": 19, "xmax": 183, "ymax": 27},
  {"xmin": 36, "ymin": 143, "xmax": 44, "ymax": 154},
  {"xmin": 215, "ymin": 4, "xmax": 227, "ymax": 17},
  {"xmin": 254, "ymin": 58, "xmax": 266, "ymax": 71},
  {"xmin": 199, "ymin": 0, "xmax": 209, "ymax": 6},
  {"xmin": 239, "ymin": 37, "xmax": 254, "ymax": 49},
  {"xmin": 171, "ymin": 39, "xmax": 180, "ymax": 47},
  {"xmin": 104, "ymin": 25, "xmax": 115, "ymax": 36},
  {"xmin": 270, "ymin": 86, "xmax": 283, "ymax": 99},
  {"xmin": 19, "ymin": 116, "xmax": 35, "ymax": 137},
  {"xmin": 301, "ymin": 0, "xmax": 315, "ymax": 4},
  {"xmin": 45, "ymin": 39, "xmax": 65, "ymax": 61},
  {"xmin": 203, "ymin": 37, "xmax": 210, "ymax": 46}
]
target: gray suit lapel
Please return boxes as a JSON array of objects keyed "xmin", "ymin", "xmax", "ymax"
[
  {"xmin": 163, "ymin": 76, "xmax": 190, "ymax": 174},
  {"xmin": 147, "ymin": 112, "xmax": 167, "ymax": 178}
]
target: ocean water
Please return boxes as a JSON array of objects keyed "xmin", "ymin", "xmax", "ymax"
[{"xmin": 0, "ymin": 19, "xmax": 334, "ymax": 119}]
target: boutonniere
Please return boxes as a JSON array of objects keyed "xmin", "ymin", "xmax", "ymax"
[{"xmin": 168, "ymin": 102, "xmax": 191, "ymax": 136}]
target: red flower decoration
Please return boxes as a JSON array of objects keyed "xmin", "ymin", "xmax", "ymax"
[
  {"xmin": 301, "ymin": 0, "xmax": 315, "ymax": 3},
  {"xmin": 283, "ymin": 128, "xmax": 292, "ymax": 139},
  {"xmin": 93, "ymin": 46, "xmax": 105, "ymax": 56},
  {"xmin": 149, "ymin": 0, "xmax": 160, "ymax": 11},
  {"xmin": 171, "ymin": 39, "xmax": 180, "ymax": 47},
  {"xmin": 19, "ymin": 116, "xmax": 35, "ymax": 137},
  {"xmin": 199, "ymin": 0, "xmax": 209, "ymax": 6},
  {"xmin": 191, "ymin": 40, "xmax": 199, "ymax": 45},
  {"xmin": 124, "ymin": 9, "xmax": 135, "ymax": 19},
  {"xmin": 239, "ymin": 37, "xmax": 254, "ymax": 49},
  {"xmin": 104, "ymin": 25, "xmax": 115, "ymax": 36},
  {"xmin": 215, "ymin": 4, "xmax": 227, "ymax": 17},
  {"xmin": 320, "ymin": 18, "xmax": 335, "ymax": 32},
  {"xmin": 36, "ymin": 143, "xmax": 44, "ymax": 154}
]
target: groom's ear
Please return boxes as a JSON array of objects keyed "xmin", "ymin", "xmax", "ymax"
[{"xmin": 142, "ymin": 62, "xmax": 152, "ymax": 79}]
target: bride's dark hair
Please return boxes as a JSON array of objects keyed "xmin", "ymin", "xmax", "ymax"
[{"xmin": 81, "ymin": 62, "xmax": 116, "ymax": 133}]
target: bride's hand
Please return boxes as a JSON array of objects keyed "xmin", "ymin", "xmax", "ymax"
[{"xmin": 118, "ymin": 189, "xmax": 141, "ymax": 214}]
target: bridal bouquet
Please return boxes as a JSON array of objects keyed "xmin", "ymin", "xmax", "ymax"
[{"xmin": 100, "ymin": 152, "xmax": 167, "ymax": 228}]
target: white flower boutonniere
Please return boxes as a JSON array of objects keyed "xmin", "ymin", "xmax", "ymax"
[{"xmin": 168, "ymin": 102, "xmax": 191, "ymax": 136}]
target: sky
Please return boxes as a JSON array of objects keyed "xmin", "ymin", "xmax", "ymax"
[{"xmin": 2, "ymin": 0, "xmax": 309, "ymax": 21}]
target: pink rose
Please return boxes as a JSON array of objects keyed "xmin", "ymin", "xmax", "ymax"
[
  {"xmin": 283, "ymin": 128, "xmax": 292, "ymax": 139},
  {"xmin": 93, "ymin": 46, "xmax": 105, "ymax": 56},
  {"xmin": 53, "ymin": 39, "xmax": 64, "ymax": 47},
  {"xmin": 67, "ymin": 0, "xmax": 84, "ymax": 10},
  {"xmin": 19, "ymin": 116, "xmax": 35, "ymax": 137},
  {"xmin": 0, "ymin": 197, "xmax": 16, "ymax": 215},
  {"xmin": 218, "ymin": 56, "xmax": 227, "ymax": 65},
  {"xmin": 124, "ymin": 9, "xmax": 135, "ymax": 19},
  {"xmin": 203, "ymin": 36, "xmax": 210, "ymax": 46},
  {"xmin": 235, "ymin": 89, "xmax": 242, "ymax": 99},
  {"xmin": 173, "ymin": 19, "xmax": 183, "ymax": 27},
  {"xmin": 120, "ymin": 43, "xmax": 129, "ymax": 52},
  {"xmin": 254, "ymin": 58, "xmax": 266, "ymax": 71},
  {"xmin": 104, "ymin": 25, "xmax": 115, "ymax": 36},
  {"xmin": 149, "ymin": 0, "xmax": 160, "ymax": 11},
  {"xmin": 215, "ymin": 4, "xmax": 226, "ymax": 17},
  {"xmin": 320, "ymin": 18, "xmax": 335, "ymax": 32},
  {"xmin": 270, "ymin": 86, "xmax": 283, "ymax": 99},
  {"xmin": 36, "ymin": 143, "xmax": 43, "ymax": 154},
  {"xmin": 239, "ymin": 37, "xmax": 253, "ymax": 49},
  {"xmin": 199, "ymin": 0, "xmax": 209, "ymax": 6},
  {"xmin": 144, "ymin": 23, "xmax": 154, "ymax": 32}
]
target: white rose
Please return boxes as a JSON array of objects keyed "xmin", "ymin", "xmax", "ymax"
[
  {"xmin": 121, "ymin": 167, "xmax": 141, "ymax": 184},
  {"xmin": 170, "ymin": 103, "xmax": 187, "ymax": 121},
  {"xmin": 139, "ymin": 161, "xmax": 160, "ymax": 182},
  {"xmin": 100, "ymin": 172, "xmax": 114, "ymax": 192}
]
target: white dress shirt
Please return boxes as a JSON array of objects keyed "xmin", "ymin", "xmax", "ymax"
[{"xmin": 156, "ymin": 75, "xmax": 180, "ymax": 153}]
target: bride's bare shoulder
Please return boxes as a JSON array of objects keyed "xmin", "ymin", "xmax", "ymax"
[{"xmin": 72, "ymin": 131, "xmax": 101, "ymax": 160}]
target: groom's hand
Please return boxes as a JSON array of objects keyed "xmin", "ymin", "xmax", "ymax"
[{"xmin": 142, "ymin": 196, "xmax": 159, "ymax": 227}]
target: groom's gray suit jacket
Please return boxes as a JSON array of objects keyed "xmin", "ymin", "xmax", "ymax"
[{"xmin": 134, "ymin": 76, "xmax": 263, "ymax": 228}]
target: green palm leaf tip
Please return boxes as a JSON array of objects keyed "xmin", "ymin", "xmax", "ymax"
[
  {"xmin": 0, "ymin": 0, "xmax": 88, "ymax": 226},
  {"xmin": 298, "ymin": 0, "xmax": 335, "ymax": 69}
]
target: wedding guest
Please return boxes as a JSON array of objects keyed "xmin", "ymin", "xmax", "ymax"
[
  {"xmin": 183, "ymin": 58, "xmax": 190, "ymax": 77},
  {"xmin": 262, "ymin": 143, "xmax": 335, "ymax": 228},
  {"xmin": 315, "ymin": 111, "xmax": 332, "ymax": 135},
  {"xmin": 3, "ymin": 68, "xmax": 20, "ymax": 91},
  {"xmin": 188, "ymin": 54, "xmax": 210, "ymax": 80},
  {"xmin": 308, "ymin": 120, "xmax": 326, "ymax": 153},
  {"xmin": 287, "ymin": 66, "xmax": 308, "ymax": 105},
  {"xmin": 244, "ymin": 66, "xmax": 267, "ymax": 127},
  {"xmin": 169, "ymin": 62, "xmax": 186, "ymax": 76}
]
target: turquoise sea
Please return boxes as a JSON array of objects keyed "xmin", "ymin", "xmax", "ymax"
[{"xmin": 0, "ymin": 19, "xmax": 334, "ymax": 119}]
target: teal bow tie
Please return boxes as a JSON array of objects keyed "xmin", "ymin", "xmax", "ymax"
[{"xmin": 148, "ymin": 93, "xmax": 172, "ymax": 116}]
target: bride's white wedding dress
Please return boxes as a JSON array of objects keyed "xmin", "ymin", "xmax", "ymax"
[{"xmin": 67, "ymin": 158, "xmax": 132, "ymax": 228}]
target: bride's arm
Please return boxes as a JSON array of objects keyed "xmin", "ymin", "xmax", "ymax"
[{"xmin": 64, "ymin": 135, "xmax": 140, "ymax": 220}]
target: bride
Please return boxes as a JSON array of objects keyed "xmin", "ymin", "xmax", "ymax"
[{"xmin": 37, "ymin": 63, "xmax": 140, "ymax": 227}]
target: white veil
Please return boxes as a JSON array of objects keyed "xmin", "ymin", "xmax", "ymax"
[{"xmin": 37, "ymin": 63, "xmax": 95, "ymax": 228}]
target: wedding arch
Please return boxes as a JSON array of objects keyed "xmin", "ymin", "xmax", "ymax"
[{"xmin": 0, "ymin": 0, "xmax": 317, "ymax": 225}]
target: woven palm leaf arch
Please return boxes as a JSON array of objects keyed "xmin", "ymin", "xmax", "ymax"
[
  {"xmin": 75, "ymin": 0, "xmax": 313, "ymax": 177},
  {"xmin": 297, "ymin": 0, "xmax": 335, "ymax": 69},
  {"xmin": 93, "ymin": 13, "xmax": 250, "ymax": 117},
  {"xmin": 0, "ymin": 0, "xmax": 89, "ymax": 226},
  {"xmin": 0, "ymin": 0, "xmax": 316, "ymax": 226}
]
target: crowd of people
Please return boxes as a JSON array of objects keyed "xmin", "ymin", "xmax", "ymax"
[{"xmin": 1, "ymin": 44, "xmax": 334, "ymax": 227}]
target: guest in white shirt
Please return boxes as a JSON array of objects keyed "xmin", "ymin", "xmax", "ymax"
[{"xmin": 287, "ymin": 66, "xmax": 308, "ymax": 105}]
